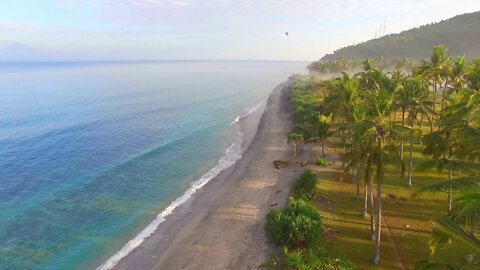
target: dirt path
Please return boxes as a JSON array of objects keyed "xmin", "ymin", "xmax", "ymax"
[{"xmin": 382, "ymin": 217, "xmax": 407, "ymax": 270}]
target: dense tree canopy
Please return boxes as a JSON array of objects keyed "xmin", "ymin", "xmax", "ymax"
[
  {"xmin": 320, "ymin": 11, "xmax": 480, "ymax": 62},
  {"xmin": 290, "ymin": 45, "xmax": 480, "ymax": 269}
]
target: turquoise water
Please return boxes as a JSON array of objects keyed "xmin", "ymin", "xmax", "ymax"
[{"xmin": 0, "ymin": 61, "xmax": 305, "ymax": 269}]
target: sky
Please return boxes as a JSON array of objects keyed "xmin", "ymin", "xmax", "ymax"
[{"xmin": 1, "ymin": 0, "xmax": 480, "ymax": 61}]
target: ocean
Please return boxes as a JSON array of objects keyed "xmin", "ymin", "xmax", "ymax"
[{"xmin": 0, "ymin": 60, "xmax": 306, "ymax": 269}]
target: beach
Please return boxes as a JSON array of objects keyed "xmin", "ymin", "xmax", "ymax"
[{"xmin": 111, "ymin": 81, "xmax": 297, "ymax": 269}]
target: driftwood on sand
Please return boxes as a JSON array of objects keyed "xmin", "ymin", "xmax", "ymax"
[{"xmin": 273, "ymin": 159, "xmax": 310, "ymax": 169}]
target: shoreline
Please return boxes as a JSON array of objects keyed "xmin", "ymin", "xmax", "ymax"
[{"xmin": 108, "ymin": 81, "xmax": 297, "ymax": 270}]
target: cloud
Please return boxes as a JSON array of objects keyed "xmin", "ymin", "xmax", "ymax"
[
  {"xmin": 7, "ymin": 0, "xmax": 480, "ymax": 61},
  {"xmin": 0, "ymin": 21, "xmax": 33, "ymax": 31},
  {"xmin": 51, "ymin": 0, "xmax": 480, "ymax": 29}
]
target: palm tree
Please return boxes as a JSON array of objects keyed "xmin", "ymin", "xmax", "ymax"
[
  {"xmin": 323, "ymin": 73, "xmax": 360, "ymax": 132},
  {"xmin": 324, "ymin": 73, "xmax": 361, "ymax": 184},
  {"xmin": 395, "ymin": 74, "xmax": 411, "ymax": 176},
  {"xmin": 287, "ymin": 132, "xmax": 303, "ymax": 158},
  {"xmin": 466, "ymin": 59, "xmax": 480, "ymax": 91},
  {"xmin": 415, "ymin": 88, "xmax": 480, "ymax": 268},
  {"xmin": 415, "ymin": 45, "xmax": 451, "ymax": 133},
  {"xmin": 354, "ymin": 68, "xmax": 406, "ymax": 264},
  {"xmin": 418, "ymin": 89, "xmax": 480, "ymax": 210},
  {"xmin": 449, "ymin": 56, "xmax": 467, "ymax": 91},
  {"xmin": 359, "ymin": 149, "xmax": 375, "ymax": 240},
  {"xmin": 402, "ymin": 77, "xmax": 430, "ymax": 186},
  {"xmin": 351, "ymin": 137, "xmax": 376, "ymax": 238},
  {"xmin": 303, "ymin": 113, "xmax": 331, "ymax": 157}
]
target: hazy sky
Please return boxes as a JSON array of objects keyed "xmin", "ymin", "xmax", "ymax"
[{"xmin": 1, "ymin": 0, "xmax": 480, "ymax": 61}]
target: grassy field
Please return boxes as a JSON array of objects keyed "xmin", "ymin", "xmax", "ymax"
[{"xmin": 306, "ymin": 141, "xmax": 449, "ymax": 270}]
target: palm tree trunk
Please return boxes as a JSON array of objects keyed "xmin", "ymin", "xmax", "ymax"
[
  {"xmin": 373, "ymin": 179, "xmax": 382, "ymax": 264},
  {"xmin": 340, "ymin": 119, "xmax": 344, "ymax": 138},
  {"xmin": 438, "ymin": 82, "xmax": 448, "ymax": 132},
  {"xmin": 352, "ymin": 163, "xmax": 355, "ymax": 183},
  {"xmin": 419, "ymin": 113, "xmax": 424, "ymax": 143},
  {"xmin": 356, "ymin": 163, "xmax": 360, "ymax": 199},
  {"xmin": 408, "ymin": 108, "xmax": 415, "ymax": 187},
  {"xmin": 430, "ymin": 82, "xmax": 437, "ymax": 133},
  {"xmin": 373, "ymin": 139, "xmax": 383, "ymax": 265},
  {"xmin": 408, "ymin": 125, "xmax": 414, "ymax": 187},
  {"xmin": 321, "ymin": 141, "xmax": 325, "ymax": 157},
  {"xmin": 399, "ymin": 107, "xmax": 405, "ymax": 174},
  {"xmin": 363, "ymin": 183, "xmax": 368, "ymax": 217},
  {"xmin": 447, "ymin": 137, "xmax": 453, "ymax": 212},
  {"xmin": 369, "ymin": 181, "xmax": 375, "ymax": 240},
  {"xmin": 448, "ymin": 166, "xmax": 453, "ymax": 212},
  {"xmin": 439, "ymin": 98, "xmax": 445, "ymax": 132}
]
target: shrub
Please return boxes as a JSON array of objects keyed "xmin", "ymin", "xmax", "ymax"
[
  {"xmin": 283, "ymin": 248, "xmax": 304, "ymax": 269},
  {"xmin": 265, "ymin": 198, "xmax": 322, "ymax": 247},
  {"xmin": 282, "ymin": 244, "xmax": 356, "ymax": 270},
  {"xmin": 314, "ymin": 157, "xmax": 329, "ymax": 167},
  {"xmin": 293, "ymin": 169, "xmax": 318, "ymax": 196}
]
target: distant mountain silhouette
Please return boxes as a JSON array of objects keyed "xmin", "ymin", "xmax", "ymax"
[
  {"xmin": 0, "ymin": 42, "xmax": 48, "ymax": 61},
  {"xmin": 321, "ymin": 11, "xmax": 480, "ymax": 61}
]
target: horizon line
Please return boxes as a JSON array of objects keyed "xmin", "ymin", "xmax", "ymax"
[{"xmin": 0, "ymin": 59, "xmax": 311, "ymax": 64}]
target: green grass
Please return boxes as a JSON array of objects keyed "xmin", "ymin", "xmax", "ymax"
[{"xmin": 310, "ymin": 139, "xmax": 448, "ymax": 270}]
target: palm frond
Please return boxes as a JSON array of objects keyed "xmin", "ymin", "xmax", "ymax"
[
  {"xmin": 391, "ymin": 124, "xmax": 413, "ymax": 135},
  {"xmin": 450, "ymin": 193, "xmax": 480, "ymax": 224},
  {"xmin": 414, "ymin": 260, "xmax": 446, "ymax": 270},
  {"xmin": 435, "ymin": 216, "xmax": 480, "ymax": 253},
  {"xmin": 413, "ymin": 178, "xmax": 480, "ymax": 198},
  {"xmin": 417, "ymin": 158, "xmax": 448, "ymax": 172}
]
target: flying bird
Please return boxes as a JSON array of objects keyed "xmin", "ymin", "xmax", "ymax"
[{"xmin": 285, "ymin": 32, "xmax": 289, "ymax": 36}]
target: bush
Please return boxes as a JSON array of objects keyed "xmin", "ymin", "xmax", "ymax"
[
  {"xmin": 283, "ymin": 244, "xmax": 356, "ymax": 270},
  {"xmin": 265, "ymin": 198, "xmax": 322, "ymax": 247},
  {"xmin": 314, "ymin": 157, "xmax": 329, "ymax": 167},
  {"xmin": 293, "ymin": 169, "xmax": 318, "ymax": 196}
]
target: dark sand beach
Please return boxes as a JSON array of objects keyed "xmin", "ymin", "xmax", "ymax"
[{"xmin": 112, "ymin": 82, "xmax": 298, "ymax": 269}]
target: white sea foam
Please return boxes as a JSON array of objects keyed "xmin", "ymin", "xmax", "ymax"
[
  {"xmin": 229, "ymin": 101, "xmax": 263, "ymax": 126},
  {"xmin": 96, "ymin": 115, "xmax": 248, "ymax": 270}
]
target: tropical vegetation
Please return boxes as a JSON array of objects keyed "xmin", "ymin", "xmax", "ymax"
[
  {"xmin": 264, "ymin": 172, "xmax": 355, "ymax": 270},
  {"xmin": 283, "ymin": 45, "xmax": 480, "ymax": 269}
]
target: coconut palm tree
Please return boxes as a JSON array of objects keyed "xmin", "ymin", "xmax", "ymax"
[
  {"xmin": 401, "ymin": 77, "xmax": 431, "ymax": 186},
  {"xmin": 395, "ymin": 74, "xmax": 412, "ymax": 176},
  {"xmin": 352, "ymin": 124, "xmax": 375, "ymax": 238},
  {"xmin": 466, "ymin": 59, "xmax": 480, "ymax": 92},
  {"xmin": 418, "ymin": 89, "xmax": 480, "ymax": 210},
  {"xmin": 303, "ymin": 113, "xmax": 332, "ymax": 157},
  {"xmin": 354, "ymin": 68, "xmax": 407, "ymax": 264},
  {"xmin": 323, "ymin": 73, "xmax": 360, "ymax": 131},
  {"xmin": 449, "ymin": 56, "xmax": 467, "ymax": 91},
  {"xmin": 324, "ymin": 73, "xmax": 361, "ymax": 183},
  {"xmin": 415, "ymin": 45, "xmax": 451, "ymax": 132},
  {"xmin": 287, "ymin": 132, "xmax": 303, "ymax": 158}
]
